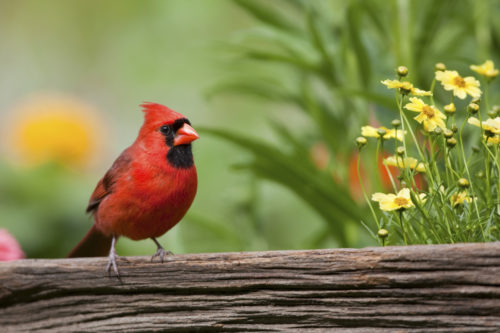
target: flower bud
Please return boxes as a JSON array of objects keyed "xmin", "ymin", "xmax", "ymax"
[
  {"xmin": 377, "ymin": 128, "xmax": 387, "ymax": 137},
  {"xmin": 416, "ymin": 163, "xmax": 426, "ymax": 173},
  {"xmin": 378, "ymin": 229, "xmax": 389, "ymax": 239},
  {"xmin": 476, "ymin": 171, "xmax": 484, "ymax": 179},
  {"xmin": 458, "ymin": 178, "xmax": 470, "ymax": 188},
  {"xmin": 468, "ymin": 103, "xmax": 479, "ymax": 115},
  {"xmin": 451, "ymin": 125, "xmax": 458, "ymax": 133},
  {"xmin": 396, "ymin": 146, "xmax": 405, "ymax": 156},
  {"xmin": 391, "ymin": 119, "xmax": 401, "ymax": 128},
  {"xmin": 446, "ymin": 137, "xmax": 457, "ymax": 148},
  {"xmin": 435, "ymin": 63, "xmax": 446, "ymax": 71},
  {"xmin": 433, "ymin": 127, "xmax": 443, "ymax": 135},
  {"xmin": 356, "ymin": 136, "xmax": 367, "ymax": 149},
  {"xmin": 400, "ymin": 181, "xmax": 407, "ymax": 188},
  {"xmin": 472, "ymin": 97, "xmax": 481, "ymax": 105},
  {"xmin": 444, "ymin": 103, "xmax": 456, "ymax": 115},
  {"xmin": 443, "ymin": 128, "xmax": 454, "ymax": 138},
  {"xmin": 489, "ymin": 106, "xmax": 499, "ymax": 118},
  {"xmin": 397, "ymin": 66, "xmax": 408, "ymax": 77}
]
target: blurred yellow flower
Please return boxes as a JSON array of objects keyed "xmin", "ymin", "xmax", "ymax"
[
  {"xmin": 485, "ymin": 136, "xmax": 500, "ymax": 145},
  {"xmin": 382, "ymin": 79, "xmax": 412, "ymax": 90},
  {"xmin": 435, "ymin": 70, "xmax": 481, "ymax": 99},
  {"xmin": 372, "ymin": 188, "xmax": 426, "ymax": 211},
  {"xmin": 5, "ymin": 94, "xmax": 102, "ymax": 168},
  {"xmin": 381, "ymin": 80, "xmax": 432, "ymax": 96},
  {"xmin": 467, "ymin": 117, "xmax": 500, "ymax": 135},
  {"xmin": 361, "ymin": 125, "xmax": 405, "ymax": 141},
  {"xmin": 470, "ymin": 60, "xmax": 498, "ymax": 79},
  {"xmin": 404, "ymin": 97, "xmax": 446, "ymax": 131},
  {"xmin": 450, "ymin": 191, "xmax": 474, "ymax": 207},
  {"xmin": 384, "ymin": 156, "xmax": 426, "ymax": 173}
]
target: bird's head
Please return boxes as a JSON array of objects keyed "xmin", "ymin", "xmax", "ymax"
[{"xmin": 137, "ymin": 102, "xmax": 199, "ymax": 168}]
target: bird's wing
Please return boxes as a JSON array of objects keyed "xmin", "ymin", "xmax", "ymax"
[{"xmin": 86, "ymin": 150, "xmax": 132, "ymax": 214}]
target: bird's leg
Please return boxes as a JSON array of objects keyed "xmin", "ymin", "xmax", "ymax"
[
  {"xmin": 106, "ymin": 235, "xmax": 121, "ymax": 278},
  {"xmin": 151, "ymin": 237, "xmax": 173, "ymax": 263}
]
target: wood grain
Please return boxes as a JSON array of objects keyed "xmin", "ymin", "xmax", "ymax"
[{"xmin": 1, "ymin": 243, "xmax": 499, "ymax": 332}]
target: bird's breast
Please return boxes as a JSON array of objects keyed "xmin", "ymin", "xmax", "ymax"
[{"xmin": 95, "ymin": 160, "xmax": 197, "ymax": 240}]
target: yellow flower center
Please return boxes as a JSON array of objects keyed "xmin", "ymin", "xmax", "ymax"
[
  {"xmin": 422, "ymin": 105, "xmax": 435, "ymax": 118},
  {"xmin": 394, "ymin": 197, "xmax": 409, "ymax": 207},
  {"xmin": 453, "ymin": 76, "xmax": 466, "ymax": 88}
]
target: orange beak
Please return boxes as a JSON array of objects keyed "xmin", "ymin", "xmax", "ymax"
[{"xmin": 174, "ymin": 123, "xmax": 199, "ymax": 146}]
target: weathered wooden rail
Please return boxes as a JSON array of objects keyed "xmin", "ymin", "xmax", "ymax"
[{"xmin": 0, "ymin": 243, "xmax": 499, "ymax": 332}]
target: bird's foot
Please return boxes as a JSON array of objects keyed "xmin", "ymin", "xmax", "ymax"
[
  {"xmin": 150, "ymin": 237, "xmax": 173, "ymax": 263},
  {"xmin": 151, "ymin": 247, "xmax": 173, "ymax": 263},
  {"xmin": 106, "ymin": 236, "xmax": 121, "ymax": 280}
]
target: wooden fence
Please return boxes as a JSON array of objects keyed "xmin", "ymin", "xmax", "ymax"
[{"xmin": 1, "ymin": 243, "xmax": 499, "ymax": 332}]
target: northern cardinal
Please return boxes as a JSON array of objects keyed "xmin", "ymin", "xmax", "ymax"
[{"xmin": 68, "ymin": 103, "xmax": 199, "ymax": 276}]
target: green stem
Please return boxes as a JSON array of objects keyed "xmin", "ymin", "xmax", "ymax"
[
  {"xmin": 398, "ymin": 209, "xmax": 408, "ymax": 245},
  {"xmin": 476, "ymin": 108, "xmax": 492, "ymax": 207},
  {"xmin": 357, "ymin": 151, "xmax": 380, "ymax": 230},
  {"xmin": 485, "ymin": 81, "xmax": 491, "ymax": 113},
  {"xmin": 458, "ymin": 117, "xmax": 483, "ymax": 231},
  {"xmin": 430, "ymin": 78, "xmax": 436, "ymax": 106}
]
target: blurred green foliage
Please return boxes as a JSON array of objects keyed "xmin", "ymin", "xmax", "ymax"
[{"xmin": 1, "ymin": 0, "xmax": 499, "ymax": 258}]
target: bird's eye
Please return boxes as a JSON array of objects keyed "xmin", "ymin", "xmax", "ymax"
[{"xmin": 160, "ymin": 125, "xmax": 171, "ymax": 135}]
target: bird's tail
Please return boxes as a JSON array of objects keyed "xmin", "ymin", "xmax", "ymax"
[{"xmin": 67, "ymin": 225, "xmax": 112, "ymax": 258}]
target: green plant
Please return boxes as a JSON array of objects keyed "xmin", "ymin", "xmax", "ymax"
[
  {"xmin": 205, "ymin": 0, "xmax": 500, "ymax": 247},
  {"xmin": 362, "ymin": 61, "xmax": 500, "ymax": 244}
]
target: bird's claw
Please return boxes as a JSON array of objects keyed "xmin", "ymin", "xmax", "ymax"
[
  {"xmin": 106, "ymin": 251, "xmax": 121, "ymax": 277},
  {"xmin": 150, "ymin": 237, "xmax": 172, "ymax": 263},
  {"xmin": 151, "ymin": 247, "xmax": 173, "ymax": 263}
]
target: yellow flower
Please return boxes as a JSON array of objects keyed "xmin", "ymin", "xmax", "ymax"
[
  {"xmin": 485, "ymin": 136, "xmax": 500, "ymax": 145},
  {"xmin": 467, "ymin": 117, "xmax": 500, "ymax": 135},
  {"xmin": 5, "ymin": 94, "xmax": 102, "ymax": 168},
  {"xmin": 470, "ymin": 60, "xmax": 498, "ymax": 79},
  {"xmin": 404, "ymin": 97, "xmax": 446, "ymax": 131},
  {"xmin": 411, "ymin": 87, "xmax": 433, "ymax": 96},
  {"xmin": 435, "ymin": 70, "xmax": 481, "ymax": 99},
  {"xmin": 372, "ymin": 188, "xmax": 426, "ymax": 212},
  {"xmin": 361, "ymin": 125, "xmax": 405, "ymax": 141},
  {"xmin": 384, "ymin": 156, "xmax": 426, "ymax": 172},
  {"xmin": 381, "ymin": 80, "xmax": 432, "ymax": 96},
  {"xmin": 450, "ymin": 191, "xmax": 474, "ymax": 207}
]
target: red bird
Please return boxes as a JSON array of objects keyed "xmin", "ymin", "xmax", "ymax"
[{"xmin": 68, "ymin": 103, "xmax": 199, "ymax": 276}]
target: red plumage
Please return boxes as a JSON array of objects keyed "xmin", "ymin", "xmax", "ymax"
[{"xmin": 68, "ymin": 103, "xmax": 199, "ymax": 275}]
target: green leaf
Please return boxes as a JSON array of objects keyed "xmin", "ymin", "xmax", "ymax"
[
  {"xmin": 231, "ymin": 27, "xmax": 316, "ymax": 62},
  {"xmin": 233, "ymin": 0, "xmax": 302, "ymax": 35},
  {"xmin": 346, "ymin": 2, "xmax": 372, "ymax": 88},
  {"xmin": 305, "ymin": 6, "xmax": 339, "ymax": 85},
  {"xmin": 242, "ymin": 50, "xmax": 319, "ymax": 72},
  {"xmin": 205, "ymin": 78, "xmax": 295, "ymax": 103}
]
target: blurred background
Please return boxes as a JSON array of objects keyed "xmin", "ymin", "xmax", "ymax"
[{"xmin": 1, "ymin": 0, "xmax": 499, "ymax": 258}]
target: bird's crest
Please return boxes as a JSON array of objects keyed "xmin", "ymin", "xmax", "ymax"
[{"xmin": 141, "ymin": 102, "xmax": 185, "ymax": 125}]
